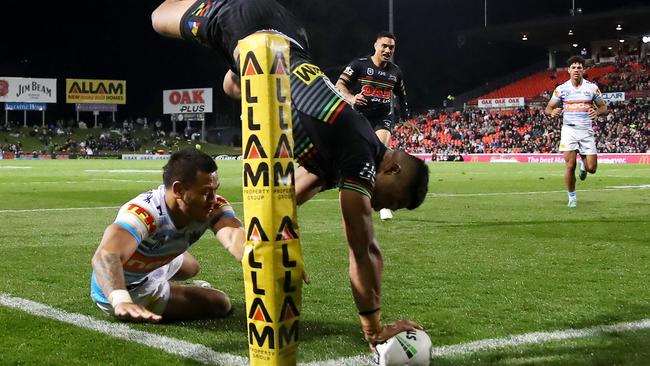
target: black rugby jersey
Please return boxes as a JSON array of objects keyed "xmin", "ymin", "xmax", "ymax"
[
  {"xmin": 181, "ymin": 0, "xmax": 385, "ymax": 197},
  {"xmin": 340, "ymin": 57, "xmax": 410, "ymax": 120},
  {"xmin": 181, "ymin": 0, "xmax": 310, "ymax": 73}
]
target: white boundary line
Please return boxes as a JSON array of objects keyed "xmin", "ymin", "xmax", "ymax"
[
  {"xmin": 2, "ymin": 186, "xmax": 648, "ymax": 214},
  {"xmin": 0, "ymin": 206, "xmax": 120, "ymax": 213},
  {"xmin": 429, "ymin": 319, "xmax": 650, "ymax": 358},
  {"xmin": 2, "ymin": 292, "xmax": 650, "ymax": 365},
  {"xmin": 0, "ymin": 293, "xmax": 248, "ymax": 366}
]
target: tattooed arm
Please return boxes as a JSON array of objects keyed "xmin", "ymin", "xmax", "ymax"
[{"xmin": 91, "ymin": 224, "xmax": 161, "ymax": 322}]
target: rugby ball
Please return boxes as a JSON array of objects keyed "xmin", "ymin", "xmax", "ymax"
[{"xmin": 374, "ymin": 329, "xmax": 432, "ymax": 366}]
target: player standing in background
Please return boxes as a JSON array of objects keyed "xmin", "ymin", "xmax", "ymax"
[
  {"xmin": 90, "ymin": 148, "xmax": 246, "ymax": 322},
  {"xmin": 336, "ymin": 31, "xmax": 410, "ymax": 220},
  {"xmin": 545, "ymin": 56, "xmax": 607, "ymax": 208}
]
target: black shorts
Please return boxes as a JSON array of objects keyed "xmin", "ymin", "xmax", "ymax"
[{"xmin": 365, "ymin": 110, "xmax": 394, "ymax": 132}]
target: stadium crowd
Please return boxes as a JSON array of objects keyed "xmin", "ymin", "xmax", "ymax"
[
  {"xmin": 391, "ymin": 101, "xmax": 650, "ymax": 156},
  {"xmin": 391, "ymin": 61, "xmax": 650, "ymax": 157},
  {"xmin": 595, "ymin": 58, "xmax": 650, "ymax": 93},
  {"xmin": 2, "ymin": 60, "xmax": 650, "ymax": 157}
]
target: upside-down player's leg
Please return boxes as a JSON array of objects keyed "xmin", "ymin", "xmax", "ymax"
[{"xmin": 151, "ymin": 0, "xmax": 196, "ymax": 39}]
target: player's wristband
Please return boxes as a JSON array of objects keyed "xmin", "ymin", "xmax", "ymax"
[
  {"xmin": 360, "ymin": 309, "xmax": 383, "ymax": 343},
  {"xmin": 109, "ymin": 289, "xmax": 133, "ymax": 307}
]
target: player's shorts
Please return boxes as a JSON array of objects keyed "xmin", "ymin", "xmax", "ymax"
[
  {"xmin": 559, "ymin": 125, "xmax": 597, "ymax": 155},
  {"xmin": 365, "ymin": 111, "xmax": 394, "ymax": 132},
  {"xmin": 92, "ymin": 254, "xmax": 184, "ymax": 316}
]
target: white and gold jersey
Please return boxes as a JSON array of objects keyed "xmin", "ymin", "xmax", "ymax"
[{"xmin": 550, "ymin": 79, "xmax": 603, "ymax": 130}]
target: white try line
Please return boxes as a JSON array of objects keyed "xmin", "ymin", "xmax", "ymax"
[
  {"xmin": 2, "ymin": 186, "xmax": 649, "ymax": 214},
  {"xmin": 2, "ymin": 292, "xmax": 650, "ymax": 365},
  {"xmin": 84, "ymin": 170, "xmax": 161, "ymax": 173},
  {"xmin": 0, "ymin": 293, "xmax": 248, "ymax": 366},
  {"xmin": 0, "ymin": 206, "xmax": 121, "ymax": 214}
]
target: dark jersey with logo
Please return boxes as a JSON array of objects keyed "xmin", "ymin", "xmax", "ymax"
[
  {"xmin": 181, "ymin": 0, "xmax": 385, "ymax": 197},
  {"xmin": 180, "ymin": 0, "xmax": 310, "ymax": 73},
  {"xmin": 340, "ymin": 57, "xmax": 409, "ymax": 121}
]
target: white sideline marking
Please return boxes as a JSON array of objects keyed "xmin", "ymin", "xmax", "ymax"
[
  {"xmin": 427, "ymin": 186, "xmax": 650, "ymax": 197},
  {"xmin": 92, "ymin": 179, "xmax": 160, "ymax": 183},
  {"xmin": 0, "ymin": 293, "xmax": 248, "ymax": 366},
  {"xmin": 607, "ymin": 184, "xmax": 650, "ymax": 189},
  {"xmin": 0, "ymin": 206, "xmax": 120, "ymax": 214},
  {"xmin": 0, "ymin": 166, "xmax": 32, "ymax": 169},
  {"xmin": 430, "ymin": 318, "xmax": 650, "ymax": 357},
  {"xmin": 2, "ymin": 186, "xmax": 649, "ymax": 214},
  {"xmin": 84, "ymin": 169, "xmax": 160, "ymax": 173},
  {"xmin": 2, "ymin": 292, "xmax": 650, "ymax": 365}
]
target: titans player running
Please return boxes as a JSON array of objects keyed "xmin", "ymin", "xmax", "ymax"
[
  {"xmin": 152, "ymin": 0, "xmax": 429, "ymax": 346},
  {"xmin": 336, "ymin": 31, "xmax": 410, "ymax": 220},
  {"xmin": 545, "ymin": 56, "xmax": 606, "ymax": 208}
]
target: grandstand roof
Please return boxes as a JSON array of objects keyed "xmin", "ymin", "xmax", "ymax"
[{"xmin": 460, "ymin": 5, "xmax": 650, "ymax": 50}]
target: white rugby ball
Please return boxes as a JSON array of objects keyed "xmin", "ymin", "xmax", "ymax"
[{"xmin": 374, "ymin": 329, "xmax": 432, "ymax": 366}]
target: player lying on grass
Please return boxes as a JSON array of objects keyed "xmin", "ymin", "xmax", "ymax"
[{"xmin": 90, "ymin": 148, "xmax": 245, "ymax": 322}]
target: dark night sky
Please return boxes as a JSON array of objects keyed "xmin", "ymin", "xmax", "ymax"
[{"xmin": 0, "ymin": 0, "xmax": 647, "ymax": 124}]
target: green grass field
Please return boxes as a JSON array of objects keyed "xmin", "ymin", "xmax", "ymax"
[{"xmin": 0, "ymin": 159, "xmax": 649, "ymax": 365}]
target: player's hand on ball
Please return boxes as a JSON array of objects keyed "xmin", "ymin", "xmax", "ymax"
[
  {"xmin": 551, "ymin": 107, "xmax": 562, "ymax": 118},
  {"xmin": 366, "ymin": 319, "xmax": 423, "ymax": 345},
  {"xmin": 114, "ymin": 302, "xmax": 162, "ymax": 323}
]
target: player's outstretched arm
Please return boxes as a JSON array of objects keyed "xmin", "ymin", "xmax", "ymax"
[
  {"xmin": 92, "ymin": 224, "xmax": 161, "ymax": 323},
  {"xmin": 214, "ymin": 215, "xmax": 246, "ymax": 262},
  {"xmin": 340, "ymin": 189, "xmax": 422, "ymax": 344},
  {"xmin": 223, "ymin": 70, "xmax": 242, "ymax": 99}
]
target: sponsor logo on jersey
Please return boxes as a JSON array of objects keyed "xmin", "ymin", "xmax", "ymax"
[
  {"xmin": 343, "ymin": 66, "xmax": 354, "ymax": 76},
  {"xmin": 125, "ymin": 203, "xmax": 157, "ymax": 234},
  {"xmin": 124, "ymin": 252, "xmax": 175, "ymax": 273},
  {"xmin": 564, "ymin": 101, "xmax": 592, "ymax": 112},
  {"xmin": 361, "ymin": 84, "xmax": 391, "ymax": 100},
  {"xmin": 293, "ymin": 63, "xmax": 324, "ymax": 86},
  {"xmin": 187, "ymin": 21, "xmax": 201, "ymax": 36}
]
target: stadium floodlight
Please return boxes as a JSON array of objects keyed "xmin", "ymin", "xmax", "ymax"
[
  {"xmin": 608, "ymin": 46, "xmax": 613, "ymax": 50},
  {"xmin": 522, "ymin": 34, "xmax": 528, "ymax": 41},
  {"xmin": 619, "ymin": 39, "xmax": 625, "ymax": 43},
  {"xmin": 616, "ymin": 24, "xmax": 622, "ymax": 31},
  {"xmin": 643, "ymin": 36, "xmax": 650, "ymax": 43},
  {"xmin": 568, "ymin": 29, "xmax": 574, "ymax": 36},
  {"xmin": 572, "ymin": 43, "xmax": 578, "ymax": 47}
]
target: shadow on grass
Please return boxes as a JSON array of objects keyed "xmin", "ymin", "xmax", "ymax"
[{"xmin": 151, "ymin": 299, "xmax": 362, "ymax": 356}]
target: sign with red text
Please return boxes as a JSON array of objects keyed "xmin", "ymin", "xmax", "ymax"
[
  {"xmin": 478, "ymin": 97, "xmax": 525, "ymax": 109},
  {"xmin": 163, "ymin": 88, "xmax": 213, "ymax": 114}
]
